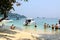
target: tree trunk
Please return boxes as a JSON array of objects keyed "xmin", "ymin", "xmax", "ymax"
[{"xmin": 0, "ymin": 13, "xmax": 7, "ymax": 22}]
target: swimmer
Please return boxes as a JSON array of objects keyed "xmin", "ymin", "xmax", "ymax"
[{"xmin": 52, "ymin": 24, "xmax": 54, "ymax": 29}]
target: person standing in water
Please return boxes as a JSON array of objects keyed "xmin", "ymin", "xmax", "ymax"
[
  {"xmin": 59, "ymin": 19, "xmax": 60, "ymax": 27},
  {"xmin": 44, "ymin": 23, "xmax": 47, "ymax": 29},
  {"xmin": 52, "ymin": 24, "xmax": 54, "ymax": 29},
  {"xmin": 47, "ymin": 24, "xmax": 50, "ymax": 28},
  {"xmin": 55, "ymin": 23, "xmax": 58, "ymax": 30},
  {"xmin": 34, "ymin": 23, "xmax": 37, "ymax": 31},
  {"xmin": 52, "ymin": 24, "xmax": 55, "ymax": 33},
  {"xmin": 44, "ymin": 23, "xmax": 47, "ymax": 32},
  {"xmin": 35, "ymin": 23, "xmax": 37, "ymax": 28},
  {"xmin": 55, "ymin": 23, "xmax": 59, "ymax": 32}
]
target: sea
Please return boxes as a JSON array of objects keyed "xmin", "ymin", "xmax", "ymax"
[
  {"xmin": 2, "ymin": 17, "xmax": 59, "ymax": 32},
  {"xmin": 0, "ymin": 17, "xmax": 60, "ymax": 40}
]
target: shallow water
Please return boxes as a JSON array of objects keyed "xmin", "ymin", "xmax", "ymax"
[{"xmin": 3, "ymin": 18, "xmax": 59, "ymax": 32}]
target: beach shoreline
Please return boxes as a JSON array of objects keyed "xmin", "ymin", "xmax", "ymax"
[{"xmin": 0, "ymin": 28, "xmax": 58, "ymax": 40}]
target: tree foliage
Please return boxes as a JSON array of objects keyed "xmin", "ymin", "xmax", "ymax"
[
  {"xmin": 0, "ymin": 0, "xmax": 16, "ymax": 14},
  {"xmin": 0, "ymin": 0, "xmax": 28, "ymax": 22},
  {"xmin": 0, "ymin": 0, "xmax": 16, "ymax": 21}
]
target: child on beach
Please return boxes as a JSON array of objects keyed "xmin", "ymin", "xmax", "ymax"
[{"xmin": 10, "ymin": 24, "xmax": 15, "ymax": 30}]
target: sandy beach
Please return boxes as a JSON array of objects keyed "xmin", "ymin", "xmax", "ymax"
[
  {"xmin": 0, "ymin": 0, "xmax": 60, "ymax": 40},
  {"xmin": 0, "ymin": 28, "xmax": 58, "ymax": 40}
]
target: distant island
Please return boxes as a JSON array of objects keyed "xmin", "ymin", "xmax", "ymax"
[
  {"xmin": 7, "ymin": 13, "xmax": 26, "ymax": 20},
  {"xmin": 0, "ymin": 13, "xmax": 26, "ymax": 20}
]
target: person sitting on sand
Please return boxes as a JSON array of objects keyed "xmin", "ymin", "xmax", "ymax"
[
  {"xmin": 52, "ymin": 24, "xmax": 54, "ymax": 29},
  {"xmin": 55, "ymin": 23, "xmax": 58, "ymax": 30},
  {"xmin": 10, "ymin": 24, "xmax": 15, "ymax": 30}
]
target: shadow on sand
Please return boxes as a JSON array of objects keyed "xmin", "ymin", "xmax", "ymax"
[
  {"xmin": 18, "ymin": 38, "xmax": 31, "ymax": 40},
  {"xmin": 0, "ymin": 29, "xmax": 17, "ymax": 40},
  {"xmin": 0, "ymin": 34, "xmax": 15, "ymax": 40},
  {"xmin": 36, "ymin": 33, "xmax": 60, "ymax": 40},
  {"xmin": 0, "ymin": 29, "xmax": 17, "ymax": 34}
]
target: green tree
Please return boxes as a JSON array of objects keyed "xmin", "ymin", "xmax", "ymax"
[{"xmin": 0, "ymin": 0, "xmax": 28, "ymax": 22}]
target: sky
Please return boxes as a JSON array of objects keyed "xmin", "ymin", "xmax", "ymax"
[{"xmin": 12, "ymin": 0, "xmax": 60, "ymax": 18}]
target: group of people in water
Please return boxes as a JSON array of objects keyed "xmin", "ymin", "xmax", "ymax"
[
  {"xmin": 1, "ymin": 19, "xmax": 60, "ymax": 31},
  {"xmin": 44, "ymin": 23, "xmax": 59, "ymax": 30},
  {"xmin": 34, "ymin": 19, "xmax": 60, "ymax": 31},
  {"xmin": 44, "ymin": 19, "xmax": 60, "ymax": 31}
]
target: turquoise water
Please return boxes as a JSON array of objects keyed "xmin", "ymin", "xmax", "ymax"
[
  {"xmin": 34, "ymin": 18, "xmax": 58, "ymax": 31},
  {"xmin": 4, "ymin": 18, "xmax": 58, "ymax": 31}
]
